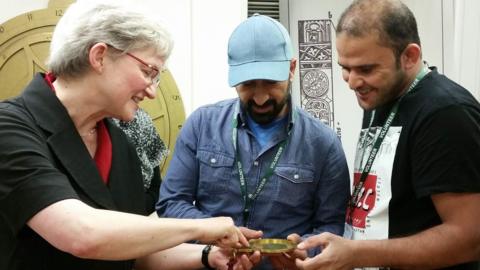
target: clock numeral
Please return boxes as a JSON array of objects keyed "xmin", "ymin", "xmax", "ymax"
[
  {"xmin": 27, "ymin": 13, "xmax": 33, "ymax": 21},
  {"xmin": 55, "ymin": 9, "xmax": 64, "ymax": 17},
  {"xmin": 172, "ymin": 95, "xmax": 180, "ymax": 101}
]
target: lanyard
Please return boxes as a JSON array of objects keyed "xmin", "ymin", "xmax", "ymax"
[
  {"xmin": 347, "ymin": 65, "xmax": 430, "ymax": 223},
  {"xmin": 232, "ymin": 102, "xmax": 293, "ymax": 225}
]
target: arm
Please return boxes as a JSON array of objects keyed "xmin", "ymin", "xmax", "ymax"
[
  {"xmin": 296, "ymin": 192, "xmax": 480, "ymax": 269},
  {"xmin": 157, "ymin": 112, "xmax": 210, "ymax": 218},
  {"xmin": 301, "ymin": 137, "xmax": 350, "ymax": 251},
  {"xmin": 136, "ymin": 243, "xmax": 262, "ymax": 270},
  {"xmin": 27, "ymin": 199, "xmax": 248, "ymax": 260},
  {"xmin": 136, "ymin": 227, "xmax": 263, "ymax": 270},
  {"xmin": 135, "ymin": 243, "xmax": 206, "ymax": 270}
]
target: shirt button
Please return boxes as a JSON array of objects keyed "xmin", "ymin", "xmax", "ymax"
[
  {"xmin": 248, "ymin": 193, "xmax": 253, "ymax": 199},
  {"xmin": 210, "ymin": 158, "xmax": 217, "ymax": 164},
  {"xmin": 253, "ymin": 161, "xmax": 259, "ymax": 166},
  {"xmin": 294, "ymin": 174, "xmax": 299, "ymax": 179}
]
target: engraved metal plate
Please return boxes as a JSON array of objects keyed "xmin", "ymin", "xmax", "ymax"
[{"xmin": 236, "ymin": 239, "xmax": 296, "ymax": 254}]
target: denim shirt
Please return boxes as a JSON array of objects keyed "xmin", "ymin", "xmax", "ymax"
[{"xmin": 157, "ymin": 98, "xmax": 350, "ymax": 243}]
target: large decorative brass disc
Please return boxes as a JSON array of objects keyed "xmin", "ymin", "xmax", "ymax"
[{"xmin": 0, "ymin": 0, "xmax": 186, "ymax": 175}]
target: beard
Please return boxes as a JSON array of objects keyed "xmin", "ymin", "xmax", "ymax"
[
  {"xmin": 242, "ymin": 93, "xmax": 290, "ymax": 125},
  {"xmin": 384, "ymin": 66, "xmax": 409, "ymax": 104},
  {"xmin": 362, "ymin": 64, "xmax": 408, "ymax": 111}
]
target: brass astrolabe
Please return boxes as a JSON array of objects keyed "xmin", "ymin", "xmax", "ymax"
[{"xmin": 236, "ymin": 238, "xmax": 297, "ymax": 254}]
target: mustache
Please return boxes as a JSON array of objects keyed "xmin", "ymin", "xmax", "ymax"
[{"xmin": 247, "ymin": 99, "xmax": 276, "ymax": 109}]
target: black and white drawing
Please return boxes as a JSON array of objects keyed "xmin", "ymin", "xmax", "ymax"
[{"xmin": 298, "ymin": 19, "xmax": 338, "ymax": 136}]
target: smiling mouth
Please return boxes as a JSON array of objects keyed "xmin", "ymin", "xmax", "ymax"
[
  {"xmin": 132, "ymin": 96, "xmax": 143, "ymax": 104},
  {"xmin": 356, "ymin": 88, "xmax": 371, "ymax": 95}
]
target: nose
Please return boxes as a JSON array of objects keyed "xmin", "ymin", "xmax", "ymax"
[
  {"xmin": 145, "ymin": 84, "xmax": 156, "ymax": 99},
  {"xmin": 253, "ymin": 93, "xmax": 270, "ymax": 106},
  {"xmin": 345, "ymin": 70, "xmax": 365, "ymax": 91},
  {"xmin": 252, "ymin": 88, "xmax": 270, "ymax": 106}
]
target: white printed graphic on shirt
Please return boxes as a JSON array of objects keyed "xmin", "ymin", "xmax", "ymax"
[
  {"xmin": 347, "ymin": 126, "xmax": 401, "ymax": 270},
  {"xmin": 349, "ymin": 126, "xmax": 401, "ymax": 240}
]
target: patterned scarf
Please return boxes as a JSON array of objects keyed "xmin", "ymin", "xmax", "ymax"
[{"xmin": 113, "ymin": 108, "xmax": 167, "ymax": 189}]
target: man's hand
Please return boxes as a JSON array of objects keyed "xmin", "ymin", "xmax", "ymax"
[
  {"xmin": 269, "ymin": 234, "xmax": 307, "ymax": 270},
  {"xmin": 208, "ymin": 226, "xmax": 263, "ymax": 270},
  {"xmin": 210, "ymin": 247, "xmax": 261, "ymax": 270},
  {"xmin": 239, "ymin": 226, "xmax": 263, "ymax": 241},
  {"xmin": 295, "ymin": 232, "xmax": 353, "ymax": 270}
]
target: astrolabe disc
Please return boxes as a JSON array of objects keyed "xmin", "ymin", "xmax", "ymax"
[{"xmin": 236, "ymin": 239, "xmax": 296, "ymax": 254}]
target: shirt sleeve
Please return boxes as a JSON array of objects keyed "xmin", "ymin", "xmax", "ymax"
[
  {"xmin": 411, "ymin": 105, "xmax": 480, "ymax": 197},
  {"xmin": 302, "ymin": 135, "xmax": 350, "ymax": 256},
  {"xmin": 0, "ymin": 107, "xmax": 79, "ymax": 234},
  {"xmin": 156, "ymin": 111, "xmax": 210, "ymax": 219}
]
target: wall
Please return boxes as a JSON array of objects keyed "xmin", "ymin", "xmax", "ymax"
[
  {"xmin": 0, "ymin": 0, "xmax": 245, "ymax": 115},
  {"xmin": 448, "ymin": 0, "xmax": 480, "ymax": 98}
]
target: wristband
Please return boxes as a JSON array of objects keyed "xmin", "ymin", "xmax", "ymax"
[{"xmin": 201, "ymin": 245, "xmax": 215, "ymax": 270}]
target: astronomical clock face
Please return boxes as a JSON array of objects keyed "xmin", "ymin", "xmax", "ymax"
[{"xmin": 0, "ymin": 0, "xmax": 185, "ymax": 175}]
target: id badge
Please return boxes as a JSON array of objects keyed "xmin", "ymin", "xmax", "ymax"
[{"xmin": 343, "ymin": 222, "xmax": 353, "ymax": 239}]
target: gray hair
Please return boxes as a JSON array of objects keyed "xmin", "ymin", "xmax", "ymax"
[{"xmin": 47, "ymin": 0, "xmax": 173, "ymax": 78}]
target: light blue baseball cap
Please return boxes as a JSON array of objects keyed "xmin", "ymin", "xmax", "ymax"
[{"xmin": 228, "ymin": 14, "xmax": 293, "ymax": 87}]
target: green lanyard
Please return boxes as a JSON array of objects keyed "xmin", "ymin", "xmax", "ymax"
[
  {"xmin": 231, "ymin": 102, "xmax": 293, "ymax": 225},
  {"xmin": 348, "ymin": 65, "xmax": 430, "ymax": 222}
]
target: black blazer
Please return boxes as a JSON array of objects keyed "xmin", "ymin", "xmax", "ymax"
[{"xmin": 0, "ymin": 73, "xmax": 147, "ymax": 270}]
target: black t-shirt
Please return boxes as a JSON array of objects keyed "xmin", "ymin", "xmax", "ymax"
[{"xmin": 349, "ymin": 68, "xmax": 480, "ymax": 270}]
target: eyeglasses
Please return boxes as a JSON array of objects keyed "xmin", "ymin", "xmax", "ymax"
[{"xmin": 125, "ymin": 52, "xmax": 161, "ymax": 87}]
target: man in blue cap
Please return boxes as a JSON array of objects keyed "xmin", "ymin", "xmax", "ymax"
[{"xmin": 157, "ymin": 14, "xmax": 350, "ymax": 269}]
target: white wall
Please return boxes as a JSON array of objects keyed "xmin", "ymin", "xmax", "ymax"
[
  {"xmin": 189, "ymin": 1, "xmax": 247, "ymax": 113},
  {"xmin": 449, "ymin": 0, "xmax": 480, "ymax": 98},
  {"xmin": 140, "ymin": 0, "xmax": 246, "ymax": 115},
  {"xmin": 0, "ymin": 0, "xmax": 245, "ymax": 115},
  {"xmin": 0, "ymin": 0, "xmax": 50, "ymax": 23}
]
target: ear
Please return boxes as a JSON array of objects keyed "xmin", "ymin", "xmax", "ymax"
[
  {"xmin": 88, "ymin": 43, "xmax": 109, "ymax": 73},
  {"xmin": 400, "ymin": 43, "xmax": 421, "ymax": 71},
  {"xmin": 289, "ymin": 58, "xmax": 297, "ymax": 81}
]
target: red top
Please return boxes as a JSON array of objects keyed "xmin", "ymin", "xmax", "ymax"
[{"xmin": 44, "ymin": 73, "xmax": 112, "ymax": 184}]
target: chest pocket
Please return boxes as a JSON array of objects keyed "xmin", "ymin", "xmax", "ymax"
[
  {"xmin": 197, "ymin": 149, "xmax": 235, "ymax": 194},
  {"xmin": 274, "ymin": 166, "xmax": 315, "ymax": 208}
]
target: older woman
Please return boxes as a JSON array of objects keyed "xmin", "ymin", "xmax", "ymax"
[{"xmin": 0, "ymin": 1, "xmax": 256, "ymax": 269}]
